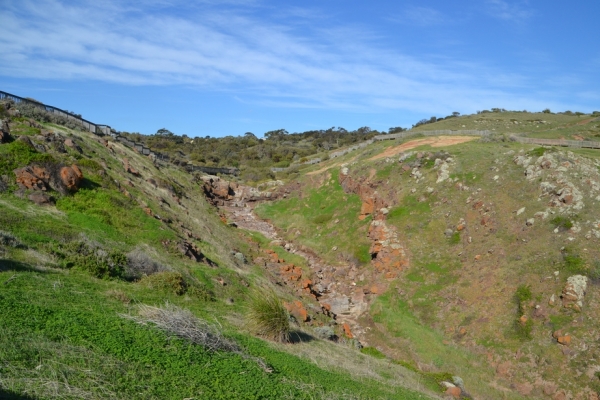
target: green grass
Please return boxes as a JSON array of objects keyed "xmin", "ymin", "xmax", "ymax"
[
  {"xmin": 255, "ymin": 169, "xmax": 372, "ymax": 265},
  {"xmin": 0, "ymin": 140, "xmax": 55, "ymax": 177},
  {"xmin": 0, "ymin": 268, "xmax": 428, "ymax": 400},
  {"xmin": 56, "ymin": 188, "xmax": 176, "ymax": 246},
  {"xmin": 387, "ymin": 195, "xmax": 431, "ymax": 224},
  {"xmin": 360, "ymin": 347, "xmax": 386, "ymax": 359}
]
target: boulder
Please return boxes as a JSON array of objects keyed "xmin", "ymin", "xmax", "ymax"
[
  {"xmin": 444, "ymin": 386, "xmax": 461, "ymax": 398},
  {"xmin": 63, "ymin": 138, "xmax": 82, "ymax": 153},
  {"xmin": 284, "ymin": 300, "xmax": 309, "ymax": 322},
  {"xmin": 14, "ymin": 165, "xmax": 50, "ymax": 191},
  {"xmin": 562, "ymin": 275, "xmax": 588, "ymax": 311},
  {"xmin": 0, "ymin": 119, "xmax": 11, "ymax": 143},
  {"xmin": 60, "ymin": 164, "xmax": 83, "ymax": 192},
  {"xmin": 28, "ymin": 191, "xmax": 54, "ymax": 206},
  {"xmin": 16, "ymin": 135, "xmax": 35, "ymax": 149}
]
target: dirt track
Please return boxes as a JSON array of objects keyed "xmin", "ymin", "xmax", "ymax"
[{"xmin": 369, "ymin": 136, "xmax": 477, "ymax": 161}]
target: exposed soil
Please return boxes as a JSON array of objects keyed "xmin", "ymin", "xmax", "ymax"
[{"xmin": 369, "ymin": 136, "xmax": 478, "ymax": 161}]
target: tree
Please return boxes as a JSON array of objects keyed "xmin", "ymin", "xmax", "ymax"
[
  {"xmin": 452, "ymin": 111, "xmax": 461, "ymax": 117},
  {"xmin": 156, "ymin": 128, "xmax": 174, "ymax": 137}
]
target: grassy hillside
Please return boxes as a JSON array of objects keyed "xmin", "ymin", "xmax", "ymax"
[
  {"xmin": 257, "ymin": 111, "xmax": 600, "ymax": 399},
  {"xmin": 0, "ymin": 103, "xmax": 433, "ymax": 399}
]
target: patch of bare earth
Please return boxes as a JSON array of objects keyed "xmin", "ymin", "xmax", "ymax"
[{"xmin": 369, "ymin": 136, "xmax": 478, "ymax": 161}]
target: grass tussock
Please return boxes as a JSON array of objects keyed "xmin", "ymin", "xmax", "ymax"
[
  {"xmin": 121, "ymin": 303, "xmax": 240, "ymax": 353},
  {"xmin": 247, "ymin": 288, "xmax": 290, "ymax": 343}
]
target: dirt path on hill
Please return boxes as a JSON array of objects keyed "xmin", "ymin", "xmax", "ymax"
[
  {"xmin": 306, "ymin": 155, "xmax": 358, "ymax": 176},
  {"xmin": 369, "ymin": 136, "xmax": 477, "ymax": 161}
]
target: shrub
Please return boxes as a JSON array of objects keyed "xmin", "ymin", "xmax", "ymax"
[
  {"xmin": 48, "ymin": 240, "xmax": 126, "ymax": 279},
  {"xmin": 527, "ymin": 147, "xmax": 550, "ymax": 158},
  {"xmin": 246, "ymin": 288, "xmax": 290, "ymax": 342},
  {"xmin": 125, "ymin": 248, "xmax": 168, "ymax": 280},
  {"xmin": 0, "ymin": 231, "xmax": 26, "ymax": 249},
  {"xmin": 449, "ymin": 231, "xmax": 460, "ymax": 245},
  {"xmin": 313, "ymin": 213, "xmax": 333, "ymax": 224},
  {"xmin": 542, "ymin": 108, "xmax": 551, "ymax": 114},
  {"xmin": 551, "ymin": 215, "xmax": 573, "ymax": 231},
  {"xmin": 313, "ymin": 325, "xmax": 335, "ymax": 340},
  {"xmin": 514, "ymin": 317, "xmax": 533, "ymax": 340},
  {"xmin": 561, "ymin": 247, "xmax": 586, "ymax": 275},
  {"xmin": 515, "ymin": 285, "xmax": 532, "ymax": 314},
  {"xmin": 139, "ymin": 271, "xmax": 188, "ymax": 295}
]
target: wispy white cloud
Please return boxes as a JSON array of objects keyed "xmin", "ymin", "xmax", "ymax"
[
  {"xmin": 486, "ymin": 0, "xmax": 532, "ymax": 21},
  {"xmin": 0, "ymin": 0, "xmax": 581, "ymax": 115},
  {"xmin": 393, "ymin": 6, "xmax": 445, "ymax": 26}
]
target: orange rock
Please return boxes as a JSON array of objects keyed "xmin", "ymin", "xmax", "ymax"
[
  {"xmin": 474, "ymin": 254, "xmax": 481, "ymax": 261},
  {"xmin": 359, "ymin": 198, "xmax": 374, "ymax": 220},
  {"xmin": 284, "ymin": 300, "xmax": 309, "ymax": 322},
  {"xmin": 143, "ymin": 207, "xmax": 153, "ymax": 216},
  {"xmin": 301, "ymin": 279, "xmax": 312, "ymax": 289},
  {"xmin": 14, "ymin": 165, "xmax": 48, "ymax": 191},
  {"xmin": 552, "ymin": 330, "xmax": 562, "ymax": 339},
  {"xmin": 60, "ymin": 164, "xmax": 83, "ymax": 192},
  {"xmin": 445, "ymin": 386, "xmax": 461, "ymax": 398},
  {"xmin": 458, "ymin": 327, "xmax": 467, "ymax": 336},
  {"xmin": 321, "ymin": 303, "xmax": 331, "ymax": 312},
  {"xmin": 456, "ymin": 223, "xmax": 465, "ymax": 231},
  {"xmin": 519, "ymin": 315, "xmax": 528, "ymax": 325},
  {"xmin": 557, "ymin": 335, "xmax": 571, "ymax": 346},
  {"xmin": 342, "ymin": 323, "xmax": 353, "ymax": 339}
]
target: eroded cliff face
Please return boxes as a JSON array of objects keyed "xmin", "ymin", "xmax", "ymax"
[{"xmin": 339, "ymin": 166, "xmax": 410, "ymax": 280}]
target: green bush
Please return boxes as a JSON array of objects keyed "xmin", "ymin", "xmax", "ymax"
[
  {"xmin": 139, "ymin": 272, "xmax": 188, "ymax": 295},
  {"xmin": 0, "ymin": 231, "xmax": 26, "ymax": 249},
  {"xmin": 527, "ymin": 147, "xmax": 550, "ymax": 157},
  {"xmin": 515, "ymin": 285, "xmax": 532, "ymax": 314},
  {"xmin": 48, "ymin": 240, "xmax": 126, "ymax": 279},
  {"xmin": 514, "ymin": 317, "xmax": 533, "ymax": 340},
  {"xmin": 563, "ymin": 250, "xmax": 586, "ymax": 275},
  {"xmin": 551, "ymin": 216, "xmax": 573, "ymax": 231},
  {"xmin": 246, "ymin": 288, "xmax": 290, "ymax": 342},
  {"xmin": 448, "ymin": 231, "xmax": 461, "ymax": 245},
  {"xmin": 313, "ymin": 213, "xmax": 333, "ymax": 224}
]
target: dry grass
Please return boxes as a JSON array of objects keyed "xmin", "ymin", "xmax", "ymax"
[
  {"xmin": 121, "ymin": 302, "xmax": 239, "ymax": 352},
  {"xmin": 120, "ymin": 302, "xmax": 273, "ymax": 372}
]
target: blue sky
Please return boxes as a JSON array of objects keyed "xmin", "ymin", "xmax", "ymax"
[{"xmin": 1, "ymin": 0, "xmax": 599, "ymax": 137}]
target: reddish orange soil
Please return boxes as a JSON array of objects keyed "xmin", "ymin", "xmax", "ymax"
[{"xmin": 369, "ymin": 136, "xmax": 478, "ymax": 161}]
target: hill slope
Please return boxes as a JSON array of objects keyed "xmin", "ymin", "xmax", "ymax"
[{"xmin": 0, "ymin": 99, "xmax": 432, "ymax": 399}]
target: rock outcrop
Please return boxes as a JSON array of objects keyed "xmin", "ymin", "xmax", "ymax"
[
  {"xmin": 562, "ymin": 275, "xmax": 588, "ymax": 311},
  {"xmin": 13, "ymin": 163, "xmax": 83, "ymax": 195}
]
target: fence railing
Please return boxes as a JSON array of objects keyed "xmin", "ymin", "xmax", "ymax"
[
  {"xmin": 1, "ymin": 89, "xmax": 239, "ymax": 176},
  {"xmin": 0, "ymin": 90, "xmax": 116, "ymax": 136},
  {"xmin": 509, "ymin": 135, "xmax": 600, "ymax": 149}
]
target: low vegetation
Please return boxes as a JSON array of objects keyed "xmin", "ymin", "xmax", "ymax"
[{"xmin": 246, "ymin": 288, "xmax": 291, "ymax": 343}]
